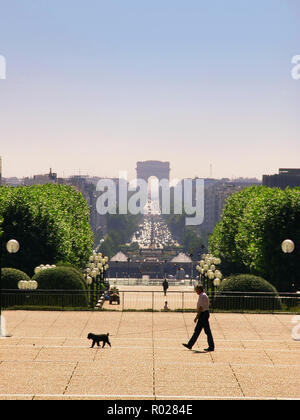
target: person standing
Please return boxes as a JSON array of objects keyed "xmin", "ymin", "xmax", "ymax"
[
  {"xmin": 182, "ymin": 285, "xmax": 215, "ymax": 352},
  {"xmin": 163, "ymin": 278, "xmax": 169, "ymax": 296}
]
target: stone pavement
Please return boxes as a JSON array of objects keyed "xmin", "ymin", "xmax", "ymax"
[{"xmin": 0, "ymin": 310, "xmax": 300, "ymax": 400}]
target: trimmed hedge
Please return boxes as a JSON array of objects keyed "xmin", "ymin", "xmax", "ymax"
[
  {"xmin": 218, "ymin": 274, "xmax": 278, "ymax": 294},
  {"xmin": 32, "ymin": 266, "xmax": 88, "ymax": 307},
  {"xmin": 214, "ymin": 274, "xmax": 282, "ymax": 311},
  {"xmin": 54, "ymin": 262, "xmax": 86, "ymax": 288},
  {"xmin": 1, "ymin": 268, "xmax": 31, "ymax": 290}
]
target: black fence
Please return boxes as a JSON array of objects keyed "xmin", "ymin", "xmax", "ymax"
[
  {"xmin": 1, "ymin": 289, "xmax": 300, "ymax": 313},
  {"xmin": 0, "ymin": 289, "xmax": 90, "ymax": 310}
]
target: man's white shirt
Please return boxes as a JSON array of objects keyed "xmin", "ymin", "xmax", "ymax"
[{"xmin": 197, "ymin": 292, "xmax": 210, "ymax": 312}]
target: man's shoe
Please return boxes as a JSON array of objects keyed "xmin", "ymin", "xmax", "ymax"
[
  {"xmin": 182, "ymin": 343, "xmax": 192, "ymax": 350},
  {"xmin": 204, "ymin": 348, "xmax": 214, "ymax": 352}
]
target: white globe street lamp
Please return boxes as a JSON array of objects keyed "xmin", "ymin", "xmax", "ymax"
[
  {"xmin": 213, "ymin": 278, "xmax": 221, "ymax": 288},
  {"xmin": 1, "ymin": 239, "xmax": 20, "ymax": 338},
  {"xmin": 6, "ymin": 239, "xmax": 20, "ymax": 254},
  {"xmin": 281, "ymin": 239, "xmax": 295, "ymax": 254},
  {"xmin": 18, "ymin": 280, "xmax": 38, "ymax": 291}
]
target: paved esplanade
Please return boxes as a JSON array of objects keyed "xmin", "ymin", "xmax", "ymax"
[{"xmin": 1, "ymin": 307, "xmax": 300, "ymax": 400}]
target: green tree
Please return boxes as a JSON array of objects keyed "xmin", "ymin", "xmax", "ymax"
[
  {"xmin": 0, "ymin": 184, "xmax": 94, "ymax": 275},
  {"xmin": 99, "ymin": 235, "xmax": 116, "ymax": 258},
  {"xmin": 182, "ymin": 229, "xmax": 204, "ymax": 256},
  {"xmin": 98, "ymin": 212, "xmax": 142, "ymax": 257},
  {"xmin": 210, "ymin": 186, "xmax": 300, "ymax": 291}
]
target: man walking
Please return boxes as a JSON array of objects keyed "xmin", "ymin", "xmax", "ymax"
[{"xmin": 182, "ymin": 285, "xmax": 215, "ymax": 352}]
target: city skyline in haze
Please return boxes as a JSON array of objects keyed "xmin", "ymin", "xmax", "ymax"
[{"xmin": 0, "ymin": 1, "xmax": 300, "ymax": 180}]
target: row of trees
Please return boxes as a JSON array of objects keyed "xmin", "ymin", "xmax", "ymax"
[
  {"xmin": 163, "ymin": 213, "xmax": 206, "ymax": 257},
  {"xmin": 0, "ymin": 184, "xmax": 94, "ymax": 276},
  {"xmin": 98, "ymin": 213, "xmax": 142, "ymax": 257},
  {"xmin": 1, "ymin": 183, "xmax": 299, "ymax": 294},
  {"xmin": 209, "ymin": 186, "xmax": 300, "ymax": 291}
]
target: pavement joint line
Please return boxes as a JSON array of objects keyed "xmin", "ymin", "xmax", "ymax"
[
  {"xmin": 211, "ymin": 314, "xmax": 226, "ymax": 340},
  {"xmin": 1, "ymin": 359, "xmax": 300, "ymax": 369},
  {"xmin": 43, "ymin": 312, "xmax": 62, "ymax": 338},
  {"xmin": 79, "ymin": 312, "xmax": 93, "ymax": 339},
  {"xmin": 63, "ymin": 361, "xmax": 79, "ymax": 395},
  {"xmin": 2, "ymin": 336, "xmax": 297, "ymax": 343},
  {"xmin": 182, "ymin": 312, "xmax": 191, "ymax": 342},
  {"xmin": 242, "ymin": 314, "xmax": 264, "ymax": 341},
  {"xmin": 229, "ymin": 363, "xmax": 245, "ymax": 398},
  {"xmin": 275, "ymin": 314, "xmax": 294, "ymax": 334},
  {"xmin": 0, "ymin": 394, "xmax": 299, "ymax": 400},
  {"xmin": 115, "ymin": 311, "xmax": 124, "ymax": 337},
  {"xmin": 263, "ymin": 349, "xmax": 275, "ymax": 366},
  {"xmin": 151, "ymin": 311, "xmax": 156, "ymax": 399},
  {"xmin": 154, "ymin": 360, "xmax": 300, "ymax": 368},
  {"xmin": 33, "ymin": 345, "xmax": 44, "ymax": 361},
  {"xmin": 1, "ymin": 343, "xmax": 299, "ymax": 352}
]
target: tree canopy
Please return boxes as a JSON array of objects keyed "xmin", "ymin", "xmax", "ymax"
[
  {"xmin": 209, "ymin": 186, "xmax": 300, "ymax": 291},
  {"xmin": 98, "ymin": 213, "xmax": 141, "ymax": 257},
  {"xmin": 0, "ymin": 184, "xmax": 94, "ymax": 275}
]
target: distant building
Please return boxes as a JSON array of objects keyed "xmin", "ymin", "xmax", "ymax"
[
  {"xmin": 1, "ymin": 177, "xmax": 21, "ymax": 187},
  {"xmin": 263, "ymin": 169, "xmax": 300, "ymax": 189},
  {"xmin": 171, "ymin": 253, "xmax": 192, "ymax": 263},
  {"xmin": 110, "ymin": 252, "xmax": 129, "ymax": 262},
  {"xmin": 179, "ymin": 177, "xmax": 261, "ymax": 238},
  {"xmin": 201, "ymin": 180, "xmax": 250, "ymax": 236},
  {"xmin": 23, "ymin": 168, "xmax": 57, "ymax": 186}
]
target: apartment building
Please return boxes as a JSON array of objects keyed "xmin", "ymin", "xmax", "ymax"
[{"xmin": 263, "ymin": 168, "xmax": 300, "ymax": 189}]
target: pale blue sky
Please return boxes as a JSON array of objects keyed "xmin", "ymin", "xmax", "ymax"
[{"xmin": 0, "ymin": 0, "xmax": 299, "ymax": 180}]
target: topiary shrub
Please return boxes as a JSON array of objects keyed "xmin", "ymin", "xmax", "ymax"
[
  {"xmin": 214, "ymin": 274, "xmax": 282, "ymax": 311},
  {"xmin": 1, "ymin": 268, "xmax": 30, "ymax": 290},
  {"xmin": 219, "ymin": 274, "xmax": 278, "ymax": 294},
  {"xmin": 54, "ymin": 262, "xmax": 86, "ymax": 289},
  {"xmin": 32, "ymin": 266, "xmax": 88, "ymax": 308},
  {"xmin": 56, "ymin": 261, "xmax": 82, "ymax": 272},
  {"xmin": 33, "ymin": 266, "xmax": 84, "ymax": 290}
]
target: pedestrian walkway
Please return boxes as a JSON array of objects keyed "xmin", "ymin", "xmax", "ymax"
[{"xmin": 0, "ymin": 311, "xmax": 300, "ymax": 400}]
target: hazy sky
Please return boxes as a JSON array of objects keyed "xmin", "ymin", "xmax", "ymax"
[{"xmin": 0, "ymin": 0, "xmax": 299, "ymax": 181}]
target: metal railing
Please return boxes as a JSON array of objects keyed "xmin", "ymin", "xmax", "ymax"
[{"xmin": 1, "ymin": 289, "xmax": 300, "ymax": 313}]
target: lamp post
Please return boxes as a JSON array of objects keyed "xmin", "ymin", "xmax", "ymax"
[
  {"xmin": 127, "ymin": 257, "xmax": 131, "ymax": 279},
  {"xmin": 281, "ymin": 239, "xmax": 296, "ymax": 291},
  {"xmin": 196, "ymin": 254, "xmax": 223, "ymax": 292},
  {"xmin": 0, "ymin": 239, "xmax": 20, "ymax": 338},
  {"xmin": 84, "ymin": 253, "xmax": 109, "ymax": 308},
  {"xmin": 84, "ymin": 269, "xmax": 93, "ymax": 306},
  {"xmin": 189, "ymin": 253, "xmax": 193, "ymax": 286}
]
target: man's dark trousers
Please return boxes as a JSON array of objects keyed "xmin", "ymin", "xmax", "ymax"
[{"xmin": 187, "ymin": 310, "xmax": 214, "ymax": 350}]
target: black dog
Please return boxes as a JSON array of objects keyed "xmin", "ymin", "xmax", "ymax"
[{"xmin": 87, "ymin": 333, "xmax": 111, "ymax": 348}]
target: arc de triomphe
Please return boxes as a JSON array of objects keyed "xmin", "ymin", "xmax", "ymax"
[{"xmin": 136, "ymin": 161, "xmax": 170, "ymax": 183}]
